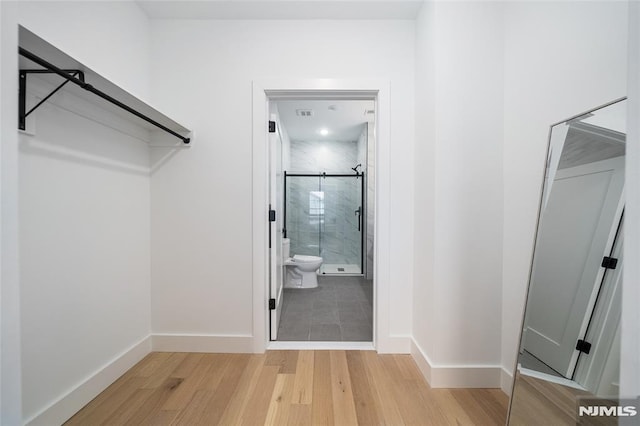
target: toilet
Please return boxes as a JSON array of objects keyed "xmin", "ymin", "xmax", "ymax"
[{"xmin": 282, "ymin": 238, "xmax": 323, "ymax": 289}]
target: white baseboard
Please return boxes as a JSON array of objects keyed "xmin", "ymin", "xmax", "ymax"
[
  {"xmin": 22, "ymin": 333, "xmax": 509, "ymax": 425},
  {"xmin": 25, "ymin": 336, "xmax": 152, "ymax": 426},
  {"xmin": 410, "ymin": 339, "xmax": 432, "ymax": 381},
  {"xmin": 151, "ymin": 334, "xmax": 255, "ymax": 353},
  {"xmin": 410, "ymin": 339, "xmax": 503, "ymax": 389},
  {"xmin": 501, "ymin": 367, "xmax": 514, "ymax": 395},
  {"xmin": 377, "ymin": 335, "xmax": 412, "ymax": 354}
]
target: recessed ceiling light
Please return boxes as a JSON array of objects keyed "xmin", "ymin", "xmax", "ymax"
[{"xmin": 319, "ymin": 128, "xmax": 329, "ymax": 136}]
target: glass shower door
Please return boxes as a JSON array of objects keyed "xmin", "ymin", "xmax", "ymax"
[
  {"xmin": 284, "ymin": 173, "xmax": 364, "ymax": 275},
  {"xmin": 285, "ymin": 176, "xmax": 322, "ymax": 257},
  {"xmin": 320, "ymin": 176, "xmax": 363, "ymax": 274}
]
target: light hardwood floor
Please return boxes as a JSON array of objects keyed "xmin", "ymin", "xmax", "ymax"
[
  {"xmin": 65, "ymin": 351, "xmax": 508, "ymax": 425},
  {"xmin": 508, "ymin": 372, "xmax": 595, "ymax": 426}
]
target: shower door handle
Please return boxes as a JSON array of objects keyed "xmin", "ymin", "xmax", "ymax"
[{"xmin": 355, "ymin": 207, "xmax": 362, "ymax": 232}]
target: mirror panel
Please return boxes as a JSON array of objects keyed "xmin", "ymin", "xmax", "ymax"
[{"xmin": 508, "ymin": 99, "xmax": 626, "ymax": 425}]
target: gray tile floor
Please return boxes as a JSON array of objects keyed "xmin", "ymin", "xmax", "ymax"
[{"xmin": 277, "ymin": 276, "xmax": 373, "ymax": 341}]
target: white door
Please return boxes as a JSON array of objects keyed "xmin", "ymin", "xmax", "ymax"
[
  {"xmin": 269, "ymin": 108, "xmax": 284, "ymax": 340},
  {"xmin": 574, "ymin": 217, "xmax": 623, "ymax": 395},
  {"xmin": 523, "ymin": 156, "xmax": 624, "ymax": 377}
]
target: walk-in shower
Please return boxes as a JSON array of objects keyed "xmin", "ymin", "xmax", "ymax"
[{"xmin": 284, "ymin": 171, "xmax": 365, "ymax": 275}]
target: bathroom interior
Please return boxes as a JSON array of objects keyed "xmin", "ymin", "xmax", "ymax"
[{"xmin": 271, "ymin": 99, "xmax": 375, "ymax": 342}]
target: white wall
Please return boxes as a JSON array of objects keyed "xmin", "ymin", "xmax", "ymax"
[
  {"xmin": 413, "ymin": 0, "xmax": 628, "ymax": 389},
  {"xmin": 0, "ymin": 2, "xmax": 3, "ymax": 420},
  {"xmin": 501, "ymin": 1, "xmax": 628, "ymax": 386},
  {"xmin": 622, "ymin": 0, "xmax": 640, "ymax": 401},
  {"xmin": 1, "ymin": 1, "xmax": 152, "ymax": 423},
  {"xmin": 19, "ymin": 78, "xmax": 152, "ymax": 425},
  {"xmin": 149, "ymin": 20, "xmax": 415, "ymax": 348},
  {"xmin": 412, "ymin": 0, "xmax": 437, "ymax": 372},
  {"xmin": 413, "ymin": 1, "xmax": 504, "ymax": 385},
  {"xmin": 1, "ymin": 5, "xmax": 633, "ymax": 422},
  {"xmin": 12, "ymin": 1, "xmax": 151, "ymax": 101},
  {"xmin": 432, "ymin": 2, "xmax": 504, "ymax": 367}
]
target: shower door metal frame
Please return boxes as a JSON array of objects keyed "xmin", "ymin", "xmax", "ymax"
[{"xmin": 283, "ymin": 171, "xmax": 365, "ymax": 274}]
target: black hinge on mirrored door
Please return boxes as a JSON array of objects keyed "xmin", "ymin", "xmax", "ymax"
[
  {"xmin": 268, "ymin": 205, "xmax": 276, "ymax": 248},
  {"xmin": 269, "ymin": 121, "xmax": 276, "ymax": 133},
  {"xmin": 601, "ymin": 256, "xmax": 618, "ymax": 269},
  {"xmin": 576, "ymin": 339, "xmax": 592, "ymax": 354}
]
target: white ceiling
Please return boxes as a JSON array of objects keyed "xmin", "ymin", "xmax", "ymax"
[
  {"xmin": 559, "ymin": 124, "xmax": 625, "ymax": 170},
  {"xmin": 276, "ymin": 99, "xmax": 374, "ymax": 142},
  {"xmin": 136, "ymin": 0, "xmax": 423, "ymax": 20}
]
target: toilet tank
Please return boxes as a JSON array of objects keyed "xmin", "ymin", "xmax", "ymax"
[{"xmin": 282, "ymin": 238, "xmax": 290, "ymax": 259}]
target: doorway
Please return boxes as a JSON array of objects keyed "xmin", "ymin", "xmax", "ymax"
[
  {"xmin": 269, "ymin": 99, "xmax": 375, "ymax": 342},
  {"xmin": 251, "ymin": 80, "xmax": 393, "ymax": 353}
]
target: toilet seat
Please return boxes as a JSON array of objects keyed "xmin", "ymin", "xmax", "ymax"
[{"xmin": 292, "ymin": 254, "xmax": 322, "ymax": 263}]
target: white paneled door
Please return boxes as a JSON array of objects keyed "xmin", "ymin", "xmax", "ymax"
[{"xmin": 523, "ymin": 156, "xmax": 624, "ymax": 377}]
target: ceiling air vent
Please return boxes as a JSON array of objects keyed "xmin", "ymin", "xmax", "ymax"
[{"xmin": 296, "ymin": 109, "xmax": 314, "ymax": 117}]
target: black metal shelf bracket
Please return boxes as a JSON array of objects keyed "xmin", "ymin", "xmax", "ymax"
[
  {"xmin": 19, "ymin": 69, "xmax": 85, "ymax": 131},
  {"xmin": 18, "ymin": 47, "xmax": 190, "ymax": 144}
]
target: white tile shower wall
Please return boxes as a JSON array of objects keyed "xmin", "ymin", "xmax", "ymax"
[
  {"xmin": 289, "ymin": 139, "xmax": 358, "ymax": 173},
  {"xmin": 288, "ymin": 139, "xmax": 362, "ymax": 266}
]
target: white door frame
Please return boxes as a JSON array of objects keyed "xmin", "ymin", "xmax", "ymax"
[{"xmin": 251, "ymin": 79, "xmax": 391, "ymax": 353}]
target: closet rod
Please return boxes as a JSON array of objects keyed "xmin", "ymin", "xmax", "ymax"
[{"xmin": 19, "ymin": 47, "xmax": 190, "ymax": 144}]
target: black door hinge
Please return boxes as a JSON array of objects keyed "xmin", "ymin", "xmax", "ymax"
[
  {"xmin": 269, "ymin": 298, "xmax": 276, "ymax": 310},
  {"xmin": 576, "ymin": 339, "xmax": 592, "ymax": 354},
  {"xmin": 601, "ymin": 256, "xmax": 618, "ymax": 269},
  {"xmin": 269, "ymin": 121, "xmax": 276, "ymax": 133},
  {"xmin": 269, "ymin": 209, "xmax": 276, "ymax": 222}
]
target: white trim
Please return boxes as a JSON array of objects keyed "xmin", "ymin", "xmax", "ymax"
[
  {"xmin": 518, "ymin": 366, "xmax": 587, "ymax": 391},
  {"xmin": 501, "ymin": 367, "xmax": 514, "ymax": 395},
  {"xmin": 410, "ymin": 340, "xmax": 433, "ymax": 383},
  {"xmin": 24, "ymin": 336, "xmax": 151, "ymax": 426},
  {"xmin": 410, "ymin": 339, "xmax": 503, "ymax": 389},
  {"xmin": 151, "ymin": 334, "xmax": 255, "ymax": 353},
  {"xmin": 252, "ymin": 80, "xmax": 270, "ymax": 353},
  {"xmin": 379, "ymin": 336, "xmax": 412, "ymax": 354},
  {"xmin": 252, "ymin": 79, "xmax": 392, "ymax": 353},
  {"xmin": 430, "ymin": 365, "xmax": 503, "ymax": 389},
  {"xmin": 268, "ymin": 341, "xmax": 375, "ymax": 351}
]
